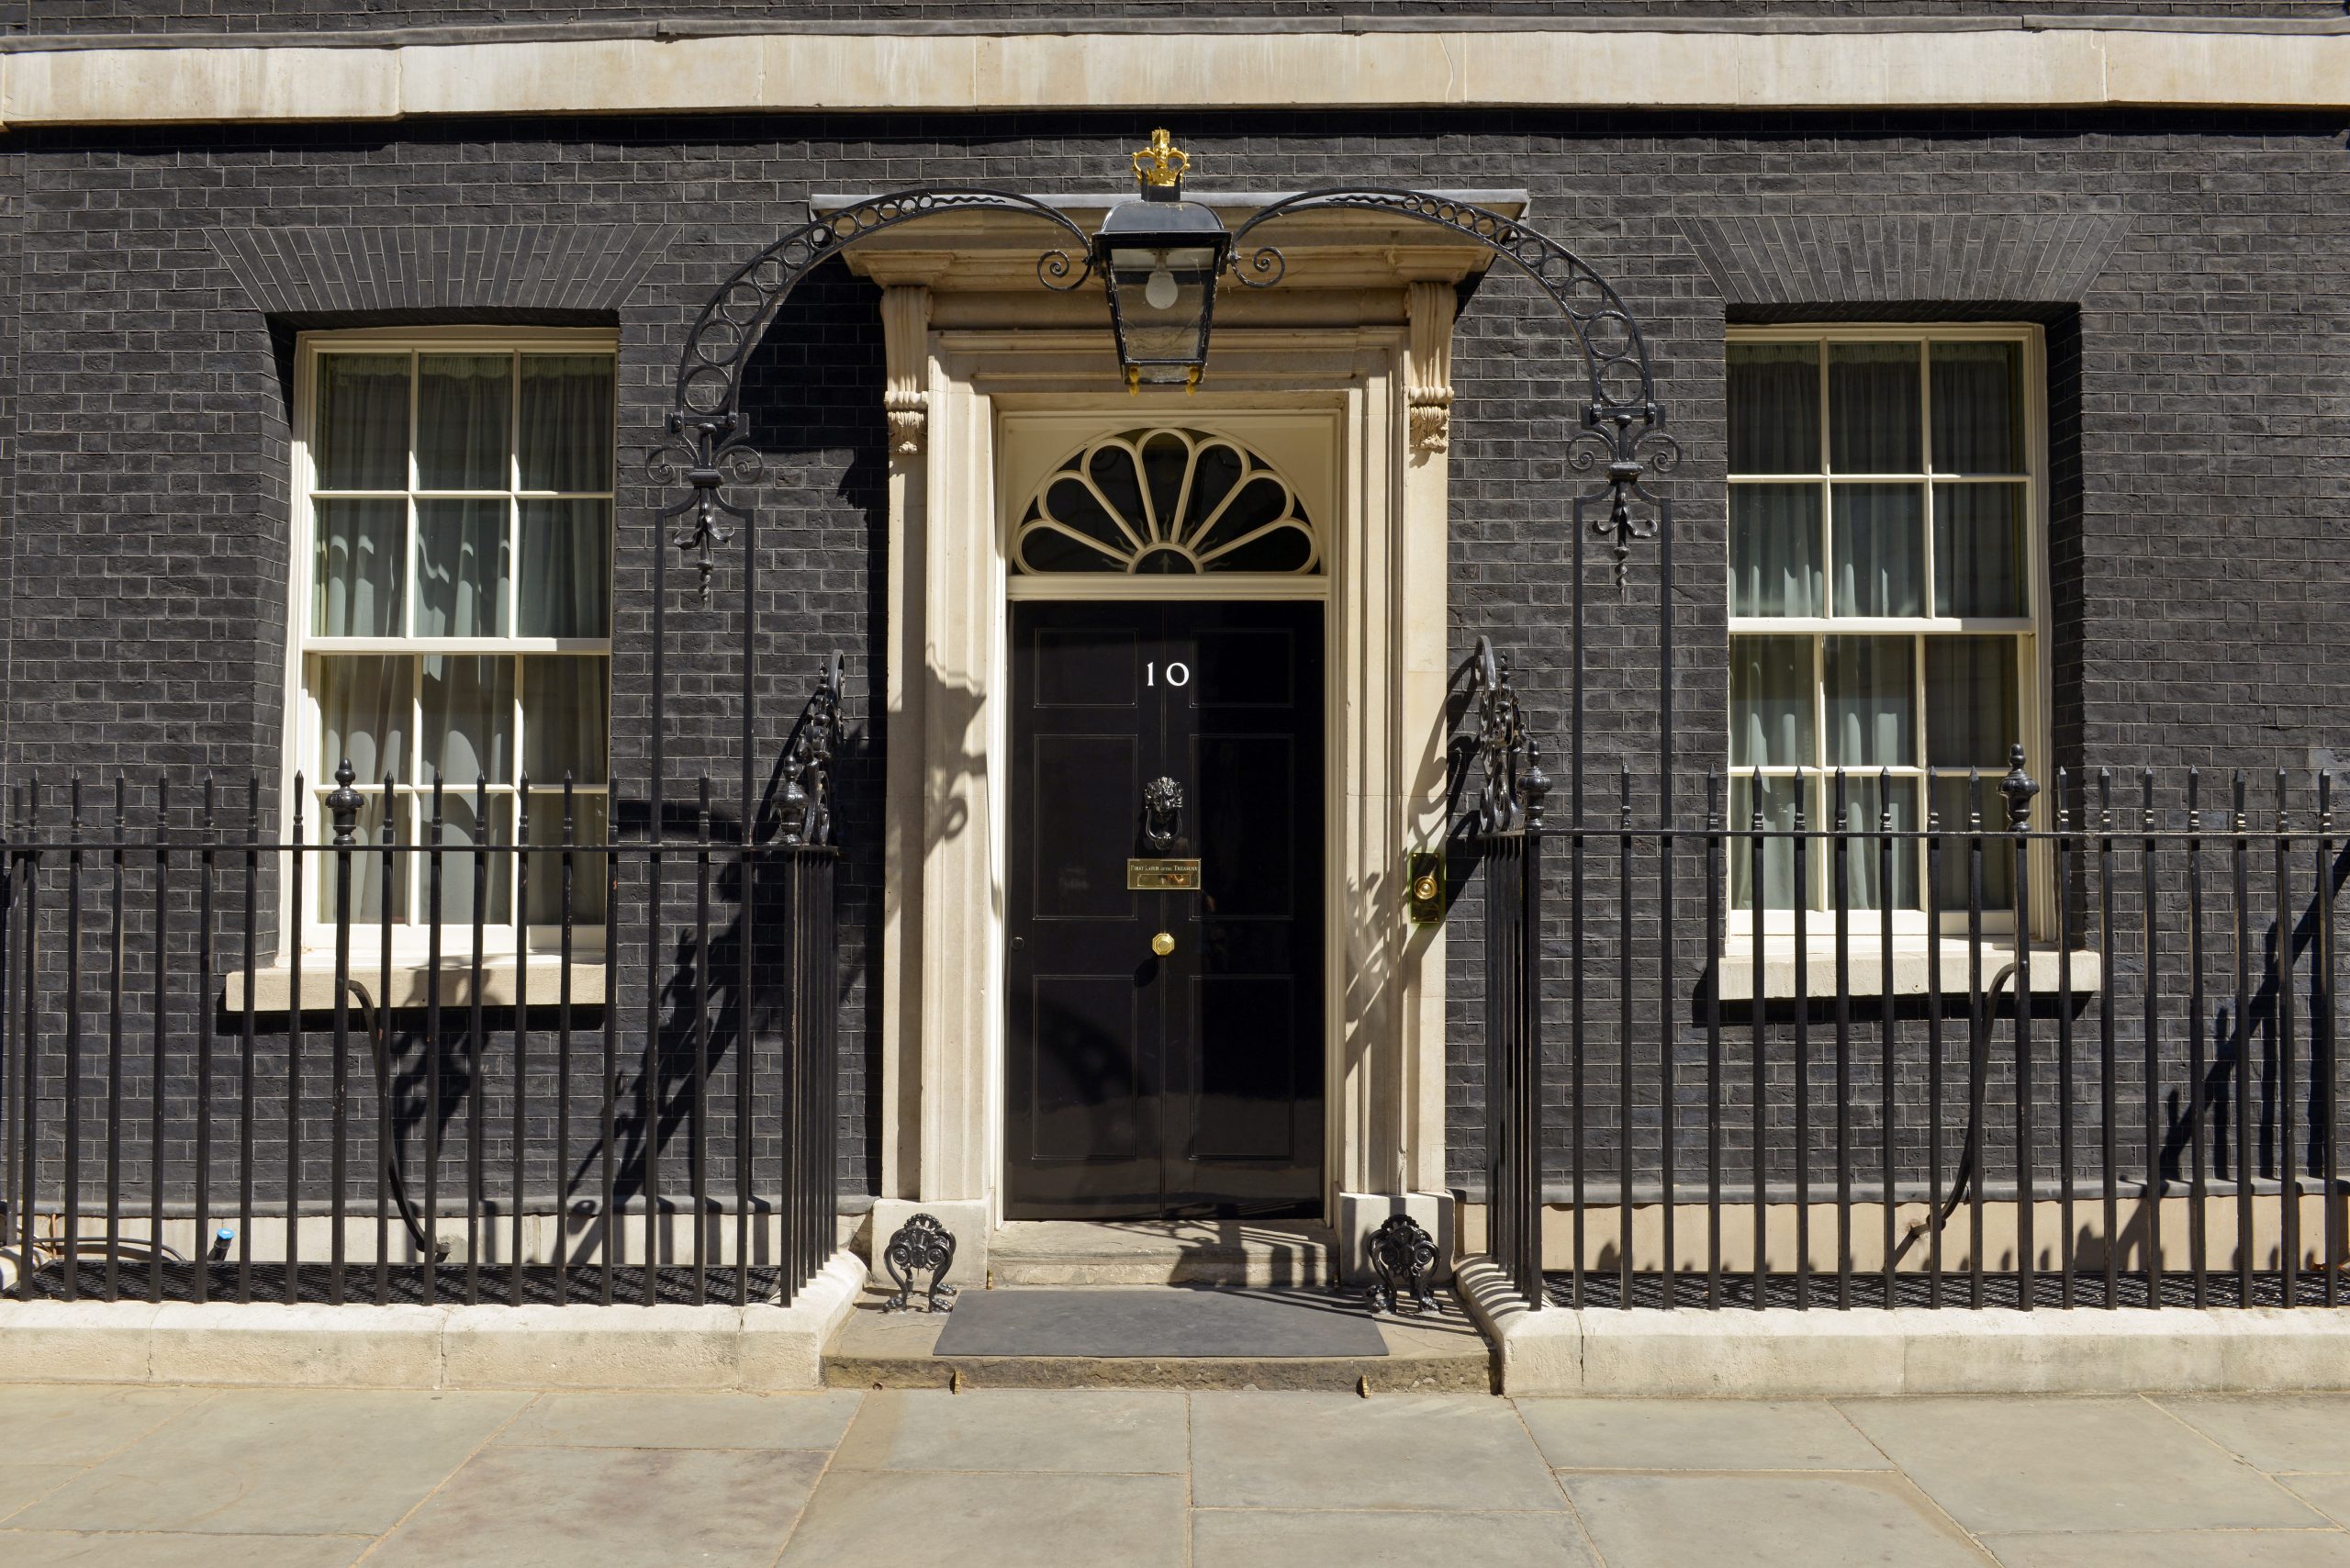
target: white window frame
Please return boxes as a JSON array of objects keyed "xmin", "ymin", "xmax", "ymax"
[
  {"xmin": 284, "ymin": 326, "xmax": 618, "ymax": 960},
  {"xmin": 1726, "ymin": 322, "xmax": 2053, "ymax": 941}
]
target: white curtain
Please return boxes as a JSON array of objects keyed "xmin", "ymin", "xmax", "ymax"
[
  {"xmin": 1832, "ymin": 483, "xmax": 1924, "ymax": 617},
  {"xmin": 522, "ymin": 655, "xmax": 608, "ymax": 786},
  {"xmin": 420, "ymin": 655, "xmax": 512, "ymax": 788},
  {"xmin": 312, "ymin": 499, "xmax": 403, "ymax": 636},
  {"xmin": 519, "ymin": 356, "xmax": 614, "ymax": 492},
  {"xmin": 317, "ymin": 652, "xmax": 410, "ymax": 800},
  {"xmin": 1730, "ymin": 635, "xmax": 1812, "ymax": 768},
  {"xmin": 519, "ymin": 500, "xmax": 611, "ymax": 638},
  {"xmin": 1924, "ymin": 637, "xmax": 2019, "ymax": 769},
  {"xmin": 1727, "ymin": 343, "xmax": 1819, "ymax": 473},
  {"xmin": 1829, "ymin": 342, "xmax": 1920, "ymax": 473},
  {"xmin": 1824, "ymin": 635, "xmax": 1915, "ymax": 769},
  {"xmin": 1930, "ymin": 342, "xmax": 2021, "ymax": 473},
  {"xmin": 415, "ymin": 498, "xmax": 509, "ymax": 637},
  {"xmin": 1730, "ymin": 484, "xmax": 1821, "ymax": 615},
  {"xmin": 314, "ymin": 355, "xmax": 408, "ymax": 490},
  {"xmin": 417, "ymin": 354, "xmax": 510, "ymax": 490}
]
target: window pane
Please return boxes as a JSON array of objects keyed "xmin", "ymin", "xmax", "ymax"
[
  {"xmin": 519, "ymin": 500, "xmax": 612, "ymax": 638},
  {"xmin": 416, "ymin": 354, "xmax": 512, "ymax": 490},
  {"xmin": 1730, "ymin": 484, "xmax": 1822, "ymax": 616},
  {"xmin": 315, "ymin": 655, "xmax": 410, "ymax": 787},
  {"xmin": 1831, "ymin": 483, "xmax": 1925, "ymax": 617},
  {"xmin": 422, "ymin": 790, "xmax": 512, "ymax": 926},
  {"xmin": 1729, "ymin": 635, "xmax": 1813, "ymax": 768},
  {"xmin": 1727, "ymin": 342, "xmax": 1820, "ymax": 474},
  {"xmin": 1924, "ymin": 637, "xmax": 2020, "ymax": 768},
  {"xmin": 522, "ymin": 655, "xmax": 609, "ymax": 786},
  {"xmin": 421, "ymin": 655, "xmax": 514, "ymax": 787},
  {"xmin": 519, "ymin": 356, "xmax": 614, "ymax": 492},
  {"xmin": 1930, "ymin": 774, "xmax": 2017, "ymax": 912},
  {"xmin": 1930, "ymin": 341, "xmax": 2023, "ymax": 474},
  {"xmin": 1828, "ymin": 342, "xmax": 1921, "ymax": 473},
  {"xmin": 1824, "ymin": 635, "xmax": 1916, "ymax": 768},
  {"xmin": 1932, "ymin": 483, "xmax": 2027, "ymax": 618},
  {"xmin": 415, "ymin": 499, "xmax": 511, "ymax": 637},
  {"xmin": 316, "ymin": 791, "xmax": 406, "ymax": 922},
  {"xmin": 1839, "ymin": 774, "xmax": 1919, "ymax": 911},
  {"xmin": 314, "ymin": 355, "xmax": 409, "ymax": 491},
  {"xmin": 312, "ymin": 498, "xmax": 405, "ymax": 637},
  {"xmin": 525, "ymin": 792, "xmax": 609, "ymax": 924},
  {"xmin": 1730, "ymin": 774, "xmax": 1810, "ymax": 912}
]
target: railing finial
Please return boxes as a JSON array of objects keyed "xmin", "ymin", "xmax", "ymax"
[
  {"xmin": 1999, "ymin": 744, "xmax": 2039, "ymax": 833},
  {"xmin": 327, "ymin": 759, "xmax": 363, "ymax": 847}
]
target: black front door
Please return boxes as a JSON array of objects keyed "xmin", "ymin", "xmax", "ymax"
[{"xmin": 1006, "ymin": 599, "xmax": 1326, "ymax": 1219}]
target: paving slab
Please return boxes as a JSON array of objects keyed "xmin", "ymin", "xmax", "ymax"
[
  {"xmin": 0, "ymin": 1529, "xmax": 375, "ymax": 1566},
  {"xmin": 0, "ymin": 1467, "xmax": 86, "ymax": 1522},
  {"xmin": 1562, "ymin": 1471, "xmax": 1996, "ymax": 1568},
  {"xmin": 0, "ymin": 1385, "xmax": 211, "ymax": 1465},
  {"xmin": 1190, "ymin": 1390, "xmax": 1563, "ymax": 1511},
  {"xmin": 368, "ymin": 1442, "xmax": 823, "ymax": 1568},
  {"xmin": 2157, "ymin": 1394, "xmax": 2350, "ymax": 1473},
  {"xmin": 1838, "ymin": 1395, "xmax": 2325, "ymax": 1533},
  {"xmin": 832, "ymin": 1388, "xmax": 1189, "ymax": 1473},
  {"xmin": 1518, "ymin": 1396, "xmax": 1891, "ymax": 1471},
  {"xmin": 496, "ymin": 1390, "xmax": 861, "ymax": 1450},
  {"xmin": 11, "ymin": 1388, "xmax": 531, "ymax": 1537},
  {"xmin": 2283, "ymin": 1474, "xmax": 2350, "ymax": 1527},
  {"xmin": 1982, "ymin": 1530, "xmax": 2350, "ymax": 1567},
  {"xmin": 1192, "ymin": 1506, "xmax": 1602, "ymax": 1567},
  {"xmin": 778, "ymin": 1469, "xmax": 1185, "ymax": 1568}
]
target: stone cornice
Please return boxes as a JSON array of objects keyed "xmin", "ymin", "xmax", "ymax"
[{"xmin": 0, "ymin": 24, "xmax": 2345, "ymax": 129}]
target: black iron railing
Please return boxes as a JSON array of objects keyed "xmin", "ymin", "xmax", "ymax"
[
  {"xmin": 0, "ymin": 683, "xmax": 845, "ymax": 1310},
  {"xmin": 1468, "ymin": 639, "xmax": 2347, "ymax": 1313}
]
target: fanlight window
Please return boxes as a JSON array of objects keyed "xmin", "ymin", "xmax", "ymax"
[{"xmin": 1013, "ymin": 428, "xmax": 1321, "ymax": 575}]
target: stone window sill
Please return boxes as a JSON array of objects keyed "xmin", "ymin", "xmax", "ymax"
[
  {"xmin": 223, "ymin": 955, "xmax": 609, "ymax": 1012},
  {"xmin": 1718, "ymin": 937, "xmax": 2100, "ymax": 1002}
]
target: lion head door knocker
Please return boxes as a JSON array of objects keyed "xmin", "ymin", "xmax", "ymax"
[
  {"xmin": 1141, "ymin": 776, "xmax": 1184, "ymax": 854},
  {"xmin": 880, "ymin": 1212, "xmax": 958, "ymax": 1314}
]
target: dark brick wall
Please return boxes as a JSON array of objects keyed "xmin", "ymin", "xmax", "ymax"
[
  {"xmin": 0, "ymin": 110, "xmax": 2344, "ymax": 1216},
  {"xmin": 8, "ymin": 2, "xmax": 2348, "ymax": 37}
]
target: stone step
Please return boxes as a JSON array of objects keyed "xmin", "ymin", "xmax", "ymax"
[
  {"xmin": 981, "ymin": 1220, "xmax": 1338, "ymax": 1288},
  {"xmin": 822, "ymin": 1282, "xmax": 1492, "ymax": 1394}
]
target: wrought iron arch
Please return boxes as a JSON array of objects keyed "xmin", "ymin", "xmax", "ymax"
[
  {"xmin": 1229, "ymin": 188, "xmax": 1680, "ymax": 583},
  {"xmin": 650, "ymin": 187, "xmax": 1097, "ymax": 595}
]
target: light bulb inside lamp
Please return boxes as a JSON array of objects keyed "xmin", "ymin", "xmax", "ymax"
[{"xmin": 1143, "ymin": 262, "xmax": 1179, "ymax": 311}]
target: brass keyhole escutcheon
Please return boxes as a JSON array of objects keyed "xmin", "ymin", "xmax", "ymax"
[{"xmin": 1151, "ymin": 932, "xmax": 1176, "ymax": 958}]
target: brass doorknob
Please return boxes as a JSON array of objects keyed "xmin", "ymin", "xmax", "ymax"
[{"xmin": 1150, "ymin": 932, "xmax": 1176, "ymax": 957}]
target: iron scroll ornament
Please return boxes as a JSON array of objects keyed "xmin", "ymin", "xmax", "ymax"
[
  {"xmin": 880, "ymin": 1212, "xmax": 960, "ymax": 1314},
  {"xmin": 1228, "ymin": 189, "xmax": 1680, "ymax": 586},
  {"xmin": 778, "ymin": 653, "xmax": 845, "ymax": 849},
  {"xmin": 1468, "ymin": 635, "xmax": 1551, "ymax": 836},
  {"xmin": 1364, "ymin": 1214, "xmax": 1440, "ymax": 1316},
  {"xmin": 649, "ymin": 187, "xmax": 1099, "ymax": 599}
]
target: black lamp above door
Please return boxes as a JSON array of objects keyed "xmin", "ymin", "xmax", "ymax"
[{"xmin": 1094, "ymin": 130, "xmax": 1231, "ymax": 393}]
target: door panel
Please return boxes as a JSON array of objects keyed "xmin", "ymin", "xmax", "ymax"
[{"xmin": 1006, "ymin": 599, "xmax": 1325, "ymax": 1219}]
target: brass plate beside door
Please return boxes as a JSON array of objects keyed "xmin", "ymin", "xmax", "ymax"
[{"xmin": 1128, "ymin": 857, "xmax": 1203, "ymax": 890}]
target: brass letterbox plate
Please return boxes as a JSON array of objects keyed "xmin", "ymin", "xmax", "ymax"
[{"xmin": 1127, "ymin": 857, "xmax": 1203, "ymax": 891}]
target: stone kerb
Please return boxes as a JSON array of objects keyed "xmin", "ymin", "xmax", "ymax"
[
  {"xmin": 0, "ymin": 1251, "xmax": 866, "ymax": 1393},
  {"xmin": 1453, "ymin": 1255, "xmax": 2350, "ymax": 1397}
]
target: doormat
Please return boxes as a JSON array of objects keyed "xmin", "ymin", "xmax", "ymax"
[{"xmin": 932, "ymin": 1286, "xmax": 1391, "ymax": 1359}]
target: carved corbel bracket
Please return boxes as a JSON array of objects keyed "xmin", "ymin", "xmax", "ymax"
[
  {"xmin": 1404, "ymin": 279, "xmax": 1457, "ymax": 454},
  {"xmin": 879, "ymin": 284, "xmax": 934, "ymax": 456}
]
